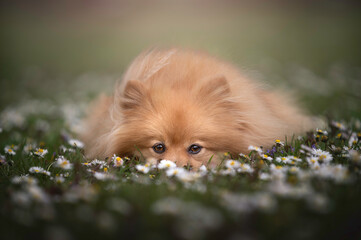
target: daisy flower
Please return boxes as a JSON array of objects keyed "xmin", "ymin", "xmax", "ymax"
[
  {"xmin": 135, "ymin": 164, "xmax": 150, "ymax": 174},
  {"xmin": 331, "ymin": 121, "xmax": 346, "ymax": 131},
  {"xmin": 261, "ymin": 154, "xmax": 273, "ymax": 161},
  {"xmin": 55, "ymin": 156, "xmax": 73, "ymax": 170},
  {"xmin": 33, "ymin": 148, "xmax": 48, "ymax": 158},
  {"xmin": 89, "ymin": 159, "xmax": 108, "ymax": 169},
  {"xmin": 307, "ymin": 156, "xmax": 319, "ymax": 166},
  {"xmin": 316, "ymin": 129, "xmax": 328, "ymax": 135},
  {"xmin": 275, "ymin": 156, "xmax": 291, "ymax": 164},
  {"xmin": 259, "ymin": 172, "xmax": 271, "ymax": 180},
  {"xmin": 54, "ymin": 175, "xmax": 65, "ymax": 183},
  {"xmin": 289, "ymin": 166, "xmax": 299, "ymax": 174},
  {"xmin": 68, "ymin": 139, "xmax": 84, "ymax": 148},
  {"xmin": 166, "ymin": 167, "xmax": 186, "ymax": 177},
  {"xmin": 219, "ymin": 167, "xmax": 236, "ymax": 176},
  {"xmin": 4, "ymin": 145, "xmax": 16, "ymax": 155},
  {"xmin": 176, "ymin": 170, "xmax": 199, "ymax": 182},
  {"xmin": 112, "ymin": 154, "xmax": 124, "ymax": 167},
  {"xmin": 59, "ymin": 145, "xmax": 76, "ymax": 153},
  {"xmin": 312, "ymin": 149, "xmax": 333, "ymax": 164},
  {"xmin": 29, "ymin": 166, "xmax": 48, "ymax": 175},
  {"xmin": 248, "ymin": 145, "xmax": 263, "ymax": 154},
  {"xmin": 237, "ymin": 163, "xmax": 254, "ymax": 173},
  {"xmin": 158, "ymin": 159, "xmax": 176, "ymax": 169},
  {"xmin": 11, "ymin": 175, "xmax": 38, "ymax": 185},
  {"xmin": 225, "ymin": 160, "xmax": 241, "ymax": 169},
  {"xmin": 275, "ymin": 139, "xmax": 284, "ymax": 146},
  {"xmin": 199, "ymin": 165, "xmax": 207, "ymax": 173},
  {"xmin": 348, "ymin": 132, "xmax": 358, "ymax": 147},
  {"xmin": 82, "ymin": 162, "xmax": 91, "ymax": 167}
]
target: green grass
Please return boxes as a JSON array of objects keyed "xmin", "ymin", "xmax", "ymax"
[{"xmin": 0, "ymin": 107, "xmax": 361, "ymax": 239}]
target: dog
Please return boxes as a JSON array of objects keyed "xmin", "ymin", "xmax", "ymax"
[{"xmin": 81, "ymin": 48, "xmax": 313, "ymax": 169}]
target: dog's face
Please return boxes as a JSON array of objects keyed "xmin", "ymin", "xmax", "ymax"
[{"xmin": 109, "ymin": 76, "xmax": 244, "ymax": 169}]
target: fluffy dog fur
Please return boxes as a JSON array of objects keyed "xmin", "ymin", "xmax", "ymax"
[{"xmin": 81, "ymin": 48, "xmax": 313, "ymax": 168}]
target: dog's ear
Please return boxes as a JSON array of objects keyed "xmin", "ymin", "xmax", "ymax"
[
  {"xmin": 198, "ymin": 75, "xmax": 231, "ymax": 101},
  {"xmin": 121, "ymin": 80, "xmax": 147, "ymax": 109}
]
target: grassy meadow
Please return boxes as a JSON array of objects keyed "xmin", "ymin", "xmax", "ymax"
[{"xmin": 1, "ymin": 1, "xmax": 361, "ymax": 239}]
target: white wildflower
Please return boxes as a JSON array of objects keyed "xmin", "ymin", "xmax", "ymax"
[
  {"xmin": 29, "ymin": 166, "xmax": 46, "ymax": 174},
  {"xmin": 54, "ymin": 175, "xmax": 65, "ymax": 183},
  {"xmin": 275, "ymin": 139, "xmax": 284, "ymax": 146},
  {"xmin": 312, "ymin": 149, "xmax": 333, "ymax": 164},
  {"xmin": 225, "ymin": 160, "xmax": 241, "ymax": 169},
  {"xmin": 135, "ymin": 164, "xmax": 150, "ymax": 174},
  {"xmin": 275, "ymin": 156, "xmax": 291, "ymax": 164},
  {"xmin": 331, "ymin": 121, "xmax": 346, "ymax": 131},
  {"xmin": 4, "ymin": 145, "xmax": 16, "ymax": 155},
  {"xmin": 59, "ymin": 145, "xmax": 76, "ymax": 153},
  {"xmin": 112, "ymin": 154, "xmax": 124, "ymax": 167},
  {"xmin": 237, "ymin": 163, "xmax": 254, "ymax": 173},
  {"xmin": 248, "ymin": 145, "xmax": 263, "ymax": 153},
  {"xmin": 68, "ymin": 139, "xmax": 84, "ymax": 148},
  {"xmin": 261, "ymin": 154, "xmax": 273, "ymax": 161},
  {"xmin": 158, "ymin": 159, "xmax": 177, "ymax": 169},
  {"xmin": 219, "ymin": 167, "xmax": 236, "ymax": 176},
  {"xmin": 28, "ymin": 185, "xmax": 50, "ymax": 203},
  {"xmin": 316, "ymin": 129, "xmax": 328, "ymax": 135},
  {"xmin": 11, "ymin": 175, "xmax": 38, "ymax": 185},
  {"xmin": 89, "ymin": 159, "xmax": 108, "ymax": 169},
  {"xmin": 166, "ymin": 167, "xmax": 186, "ymax": 177},
  {"xmin": 55, "ymin": 156, "xmax": 73, "ymax": 170},
  {"xmin": 259, "ymin": 172, "xmax": 271, "ymax": 180},
  {"xmin": 33, "ymin": 148, "xmax": 48, "ymax": 158},
  {"xmin": 348, "ymin": 132, "xmax": 358, "ymax": 147}
]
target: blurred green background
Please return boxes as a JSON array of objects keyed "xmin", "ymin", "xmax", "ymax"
[{"xmin": 1, "ymin": 0, "xmax": 361, "ymax": 118}]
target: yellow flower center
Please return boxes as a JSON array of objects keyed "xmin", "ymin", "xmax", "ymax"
[
  {"xmin": 166, "ymin": 163, "xmax": 171, "ymax": 167},
  {"xmin": 116, "ymin": 157, "xmax": 121, "ymax": 161},
  {"xmin": 264, "ymin": 154, "xmax": 268, "ymax": 158},
  {"xmin": 35, "ymin": 169, "xmax": 39, "ymax": 173},
  {"xmin": 230, "ymin": 161, "xmax": 235, "ymax": 166},
  {"xmin": 104, "ymin": 167, "xmax": 108, "ymax": 172},
  {"xmin": 8, "ymin": 149, "xmax": 13, "ymax": 152},
  {"xmin": 39, "ymin": 149, "xmax": 44, "ymax": 153},
  {"xmin": 311, "ymin": 159, "xmax": 316, "ymax": 163},
  {"xmin": 281, "ymin": 157, "xmax": 286, "ymax": 161},
  {"xmin": 337, "ymin": 133, "xmax": 341, "ymax": 138},
  {"xmin": 61, "ymin": 161, "xmax": 68, "ymax": 167},
  {"xmin": 276, "ymin": 166, "xmax": 282, "ymax": 169},
  {"xmin": 319, "ymin": 155, "xmax": 326, "ymax": 160}
]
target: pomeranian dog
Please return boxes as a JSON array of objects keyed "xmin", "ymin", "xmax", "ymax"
[{"xmin": 81, "ymin": 48, "xmax": 313, "ymax": 169}]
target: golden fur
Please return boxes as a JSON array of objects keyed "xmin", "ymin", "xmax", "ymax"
[{"xmin": 81, "ymin": 48, "xmax": 313, "ymax": 168}]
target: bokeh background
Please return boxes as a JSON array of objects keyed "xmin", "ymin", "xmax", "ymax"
[{"xmin": 1, "ymin": 0, "xmax": 361, "ymax": 119}]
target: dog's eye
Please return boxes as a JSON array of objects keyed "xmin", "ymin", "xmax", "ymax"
[
  {"xmin": 152, "ymin": 143, "xmax": 166, "ymax": 154},
  {"xmin": 188, "ymin": 144, "xmax": 202, "ymax": 154}
]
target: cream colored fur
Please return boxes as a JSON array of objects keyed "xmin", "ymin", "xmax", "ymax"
[{"xmin": 81, "ymin": 48, "xmax": 313, "ymax": 168}]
